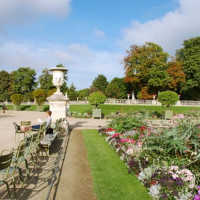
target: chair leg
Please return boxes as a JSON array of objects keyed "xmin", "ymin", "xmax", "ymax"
[
  {"xmin": 12, "ymin": 175, "xmax": 17, "ymax": 199},
  {"xmin": 25, "ymin": 159, "xmax": 30, "ymax": 178},
  {"xmin": 17, "ymin": 167, "xmax": 24, "ymax": 188},
  {"xmin": 4, "ymin": 180, "xmax": 11, "ymax": 199}
]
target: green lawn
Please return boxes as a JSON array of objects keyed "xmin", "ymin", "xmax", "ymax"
[
  {"xmin": 82, "ymin": 129, "xmax": 151, "ymax": 200},
  {"xmin": 70, "ymin": 104, "xmax": 200, "ymax": 115},
  {"xmin": 2, "ymin": 104, "xmax": 200, "ymax": 116}
]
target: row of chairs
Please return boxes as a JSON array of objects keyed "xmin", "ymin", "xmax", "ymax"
[{"xmin": 0, "ymin": 124, "xmax": 46, "ymax": 199}]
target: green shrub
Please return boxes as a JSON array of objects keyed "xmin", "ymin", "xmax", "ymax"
[
  {"xmin": 158, "ymin": 91, "xmax": 179, "ymax": 109},
  {"xmin": 88, "ymin": 92, "xmax": 106, "ymax": 108},
  {"xmin": 11, "ymin": 94, "xmax": 23, "ymax": 105},
  {"xmin": 32, "ymin": 89, "xmax": 46, "ymax": 105}
]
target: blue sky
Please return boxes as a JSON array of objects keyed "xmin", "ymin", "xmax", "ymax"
[{"xmin": 0, "ymin": 0, "xmax": 199, "ymax": 89}]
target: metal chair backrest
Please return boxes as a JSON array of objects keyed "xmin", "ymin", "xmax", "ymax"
[
  {"xmin": 32, "ymin": 133, "xmax": 38, "ymax": 143},
  {"xmin": 0, "ymin": 152, "xmax": 13, "ymax": 170},
  {"xmin": 25, "ymin": 135, "xmax": 32, "ymax": 148},
  {"xmin": 40, "ymin": 122, "xmax": 47, "ymax": 131},
  {"xmin": 16, "ymin": 142, "xmax": 25, "ymax": 159},
  {"xmin": 21, "ymin": 121, "xmax": 31, "ymax": 126}
]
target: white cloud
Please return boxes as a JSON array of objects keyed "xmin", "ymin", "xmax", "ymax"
[
  {"xmin": 118, "ymin": 0, "xmax": 200, "ymax": 54},
  {"xmin": 0, "ymin": 41, "xmax": 123, "ymax": 89},
  {"xmin": 93, "ymin": 28, "xmax": 105, "ymax": 38},
  {"xmin": 0, "ymin": 0, "xmax": 71, "ymax": 28}
]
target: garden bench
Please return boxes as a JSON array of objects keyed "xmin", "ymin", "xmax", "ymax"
[{"xmin": 39, "ymin": 132, "xmax": 58, "ymax": 156}]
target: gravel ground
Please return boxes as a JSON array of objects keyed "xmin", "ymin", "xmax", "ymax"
[{"xmin": 0, "ymin": 110, "xmax": 109, "ymax": 199}]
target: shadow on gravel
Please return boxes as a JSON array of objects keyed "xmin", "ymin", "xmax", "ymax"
[
  {"xmin": 0, "ymin": 115, "xmax": 14, "ymax": 118},
  {"xmin": 69, "ymin": 121, "xmax": 87, "ymax": 129},
  {"xmin": 0, "ymin": 134, "xmax": 66, "ymax": 200}
]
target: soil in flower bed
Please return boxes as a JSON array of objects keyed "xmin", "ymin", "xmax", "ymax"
[{"xmin": 82, "ymin": 129, "xmax": 151, "ymax": 200}]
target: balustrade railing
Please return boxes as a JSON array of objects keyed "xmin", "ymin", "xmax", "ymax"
[{"xmin": 1, "ymin": 99, "xmax": 200, "ymax": 107}]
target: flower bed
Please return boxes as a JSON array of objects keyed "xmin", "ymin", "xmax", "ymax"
[{"xmin": 99, "ymin": 117, "xmax": 200, "ymax": 200}]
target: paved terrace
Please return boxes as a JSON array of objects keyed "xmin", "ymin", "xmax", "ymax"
[{"xmin": 0, "ymin": 111, "xmax": 109, "ymax": 199}]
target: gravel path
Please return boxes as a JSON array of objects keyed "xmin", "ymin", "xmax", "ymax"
[{"xmin": 55, "ymin": 129, "xmax": 97, "ymax": 200}]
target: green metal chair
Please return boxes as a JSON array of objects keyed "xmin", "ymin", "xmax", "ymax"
[
  {"xmin": 13, "ymin": 121, "xmax": 31, "ymax": 142},
  {"xmin": 0, "ymin": 150, "xmax": 16, "ymax": 199},
  {"xmin": 29, "ymin": 133, "xmax": 41, "ymax": 167},
  {"xmin": 12, "ymin": 141, "xmax": 26, "ymax": 187}
]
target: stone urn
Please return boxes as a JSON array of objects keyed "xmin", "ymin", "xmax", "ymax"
[{"xmin": 47, "ymin": 66, "xmax": 69, "ymax": 121}]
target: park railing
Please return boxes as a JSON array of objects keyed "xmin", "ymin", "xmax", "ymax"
[{"xmin": 1, "ymin": 99, "xmax": 200, "ymax": 107}]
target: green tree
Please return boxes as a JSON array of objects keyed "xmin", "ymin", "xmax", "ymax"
[
  {"xmin": 32, "ymin": 89, "xmax": 46, "ymax": 105},
  {"xmin": 91, "ymin": 74, "xmax": 108, "ymax": 93},
  {"xmin": 88, "ymin": 92, "xmax": 106, "ymax": 108},
  {"xmin": 68, "ymin": 83, "xmax": 78, "ymax": 100},
  {"xmin": 10, "ymin": 67, "xmax": 37, "ymax": 94},
  {"xmin": 77, "ymin": 88, "xmax": 90, "ymax": 100},
  {"xmin": 105, "ymin": 78, "xmax": 127, "ymax": 99},
  {"xmin": 39, "ymin": 68, "xmax": 54, "ymax": 91},
  {"xmin": 158, "ymin": 91, "xmax": 179, "ymax": 110},
  {"xmin": 47, "ymin": 88, "xmax": 57, "ymax": 97},
  {"xmin": 23, "ymin": 92, "xmax": 33, "ymax": 102},
  {"xmin": 176, "ymin": 36, "xmax": 200, "ymax": 99},
  {"xmin": 124, "ymin": 42, "xmax": 169, "ymax": 96},
  {"xmin": 11, "ymin": 94, "xmax": 23, "ymax": 105},
  {"xmin": 0, "ymin": 70, "xmax": 11, "ymax": 101}
]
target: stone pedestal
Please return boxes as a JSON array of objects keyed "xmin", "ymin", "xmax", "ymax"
[{"xmin": 47, "ymin": 93, "xmax": 68, "ymax": 122}]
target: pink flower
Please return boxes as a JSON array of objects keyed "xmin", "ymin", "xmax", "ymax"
[{"xmin": 112, "ymin": 133, "xmax": 121, "ymax": 138}]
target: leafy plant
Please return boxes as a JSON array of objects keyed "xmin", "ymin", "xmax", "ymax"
[
  {"xmin": 109, "ymin": 116, "xmax": 144, "ymax": 133},
  {"xmin": 11, "ymin": 94, "xmax": 23, "ymax": 105},
  {"xmin": 88, "ymin": 92, "xmax": 106, "ymax": 108},
  {"xmin": 32, "ymin": 89, "xmax": 46, "ymax": 105},
  {"xmin": 158, "ymin": 90, "xmax": 179, "ymax": 109}
]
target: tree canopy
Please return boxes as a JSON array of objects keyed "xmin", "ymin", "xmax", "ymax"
[
  {"xmin": 10, "ymin": 67, "xmax": 37, "ymax": 94},
  {"xmin": 176, "ymin": 36, "xmax": 200, "ymax": 99},
  {"xmin": 105, "ymin": 78, "xmax": 127, "ymax": 99},
  {"xmin": 39, "ymin": 68, "xmax": 54, "ymax": 91},
  {"xmin": 68, "ymin": 83, "xmax": 78, "ymax": 100},
  {"xmin": 124, "ymin": 42, "xmax": 169, "ymax": 98},
  {"xmin": 0, "ymin": 70, "xmax": 10, "ymax": 101},
  {"xmin": 91, "ymin": 74, "xmax": 108, "ymax": 93}
]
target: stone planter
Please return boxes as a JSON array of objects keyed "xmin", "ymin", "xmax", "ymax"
[
  {"xmin": 92, "ymin": 109, "xmax": 101, "ymax": 119},
  {"xmin": 37, "ymin": 105, "xmax": 43, "ymax": 112},
  {"xmin": 163, "ymin": 110, "xmax": 173, "ymax": 120}
]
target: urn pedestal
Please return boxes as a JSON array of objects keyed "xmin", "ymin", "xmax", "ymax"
[{"xmin": 47, "ymin": 66, "xmax": 68, "ymax": 122}]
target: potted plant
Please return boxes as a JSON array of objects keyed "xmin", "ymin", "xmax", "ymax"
[
  {"xmin": 158, "ymin": 91, "xmax": 179, "ymax": 119},
  {"xmin": 32, "ymin": 89, "xmax": 46, "ymax": 112},
  {"xmin": 88, "ymin": 92, "xmax": 106, "ymax": 119},
  {"xmin": 11, "ymin": 94, "xmax": 23, "ymax": 110}
]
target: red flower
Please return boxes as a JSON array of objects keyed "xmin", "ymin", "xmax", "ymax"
[
  {"xmin": 112, "ymin": 133, "xmax": 121, "ymax": 138},
  {"xmin": 106, "ymin": 128, "xmax": 116, "ymax": 132},
  {"xmin": 151, "ymin": 180, "xmax": 157, "ymax": 185},
  {"xmin": 140, "ymin": 126, "xmax": 147, "ymax": 131}
]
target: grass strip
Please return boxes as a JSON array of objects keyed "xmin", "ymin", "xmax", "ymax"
[{"xmin": 82, "ymin": 129, "xmax": 152, "ymax": 200}]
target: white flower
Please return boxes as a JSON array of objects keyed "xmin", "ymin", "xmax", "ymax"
[
  {"xmin": 138, "ymin": 167, "xmax": 155, "ymax": 182},
  {"xmin": 149, "ymin": 184, "xmax": 161, "ymax": 199},
  {"xmin": 126, "ymin": 148, "xmax": 133, "ymax": 155}
]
